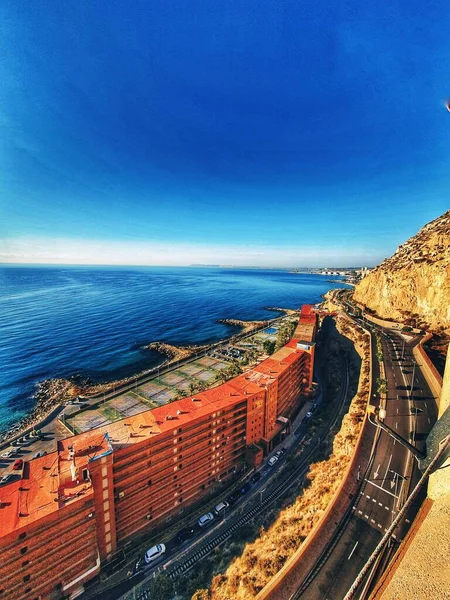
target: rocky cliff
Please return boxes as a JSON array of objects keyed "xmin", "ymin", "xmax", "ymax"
[{"xmin": 353, "ymin": 210, "xmax": 450, "ymax": 332}]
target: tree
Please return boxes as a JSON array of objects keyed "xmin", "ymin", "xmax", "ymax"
[
  {"xmin": 144, "ymin": 574, "xmax": 173, "ymax": 600},
  {"xmin": 263, "ymin": 339, "xmax": 276, "ymax": 355},
  {"xmin": 192, "ymin": 590, "xmax": 210, "ymax": 600},
  {"xmin": 376, "ymin": 377, "xmax": 388, "ymax": 395}
]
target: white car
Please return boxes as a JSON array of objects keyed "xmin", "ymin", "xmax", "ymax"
[
  {"xmin": 214, "ymin": 501, "xmax": 229, "ymax": 516},
  {"xmin": 198, "ymin": 512, "xmax": 215, "ymax": 527},
  {"xmin": 1, "ymin": 450, "xmax": 13, "ymax": 458},
  {"xmin": 268, "ymin": 456, "xmax": 278, "ymax": 467},
  {"xmin": 144, "ymin": 543, "xmax": 166, "ymax": 564},
  {"xmin": 0, "ymin": 473, "xmax": 13, "ymax": 485}
]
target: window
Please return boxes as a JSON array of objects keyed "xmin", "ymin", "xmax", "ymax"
[
  {"xmin": 23, "ymin": 575, "xmax": 30, "ymax": 583},
  {"xmin": 20, "ymin": 547, "xmax": 27, "ymax": 555},
  {"xmin": 147, "ymin": 480, "xmax": 152, "ymax": 486},
  {"xmin": 22, "ymin": 561, "xmax": 29, "ymax": 568},
  {"xmin": 18, "ymin": 532, "xmax": 26, "ymax": 540},
  {"xmin": 82, "ymin": 468, "xmax": 89, "ymax": 481}
]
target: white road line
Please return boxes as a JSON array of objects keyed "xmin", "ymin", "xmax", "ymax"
[
  {"xmin": 425, "ymin": 402, "xmax": 428, "ymax": 408},
  {"xmin": 382, "ymin": 454, "xmax": 393, "ymax": 488},
  {"xmin": 428, "ymin": 417, "xmax": 431, "ymax": 424},
  {"xmin": 395, "ymin": 422, "xmax": 398, "ymax": 430},
  {"xmin": 365, "ymin": 478, "xmax": 399, "ymax": 498},
  {"xmin": 348, "ymin": 541, "xmax": 359, "ymax": 560}
]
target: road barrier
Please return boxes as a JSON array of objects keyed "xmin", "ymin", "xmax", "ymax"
[{"xmin": 412, "ymin": 333, "xmax": 442, "ymax": 405}]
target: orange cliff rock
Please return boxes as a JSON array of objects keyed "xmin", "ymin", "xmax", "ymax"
[{"xmin": 353, "ymin": 210, "xmax": 450, "ymax": 332}]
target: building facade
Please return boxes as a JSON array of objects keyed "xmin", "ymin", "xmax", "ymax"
[{"xmin": 0, "ymin": 306, "xmax": 316, "ymax": 599}]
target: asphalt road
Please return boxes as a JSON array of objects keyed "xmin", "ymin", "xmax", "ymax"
[{"xmin": 298, "ymin": 317, "xmax": 438, "ymax": 600}]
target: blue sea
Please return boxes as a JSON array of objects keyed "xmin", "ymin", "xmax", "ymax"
[{"xmin": 0, "ymin": 265, "xmax": 348, "ymax": 433}]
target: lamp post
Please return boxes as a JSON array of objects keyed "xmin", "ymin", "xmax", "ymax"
[{"xmin": 367, "ymin": 405, "xmax": 425, "ymax": 461}]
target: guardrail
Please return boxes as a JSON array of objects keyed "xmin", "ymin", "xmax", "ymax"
[{"xmin": 412, "ymin": 333, "xmax": 442, "ymax": 404}]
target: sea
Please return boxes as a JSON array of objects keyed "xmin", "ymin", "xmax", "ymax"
[{"xmin": 0, "ymin": 265, "xmax": 348, "ymax": 433}]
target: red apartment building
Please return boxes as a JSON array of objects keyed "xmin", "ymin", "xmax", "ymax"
[{"xmin": 0, "ymin": 306, "xmax": 316, "ymax": 600}]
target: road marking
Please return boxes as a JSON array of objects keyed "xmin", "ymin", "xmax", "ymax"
[
  {"xmin": 395, "ymin": 422, "xmax": 398, "ymax": 430},
  {"xmin": 348, "ymin": 541, "xmax": 359, "ymax": 560},
  {"xmin": 382, "ymin": 454, "xmax": 393, "ymax": 488},
  {"xmin": 365, "ymin": 478, "xmax": 399, "ymax": 498},
  {"xmin": 374, "ymin": 463, "xmax": 381, "ymax": 479},
  {"xmin": 396, "ymin": 408, "xmax": 399, "ymax": 414},
  {"xmin": 428, "ymin": 418, "xmax": 431, "ymax": 424},
  {"xmin": 425, "ymin": 402, "xmax": 428, "ymax": 408}
]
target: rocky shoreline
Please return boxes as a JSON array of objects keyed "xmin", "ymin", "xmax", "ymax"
[
  {"xmin": 217, "ymin": 318, "xmax": 268, "ymax": 333},
  {"xmin": 147, "ymin": 341, "xmax": 210, "ymax": 364},
  {"xmin": 1, "ymin": 314, "xmax": 285, "ymax": 444}
]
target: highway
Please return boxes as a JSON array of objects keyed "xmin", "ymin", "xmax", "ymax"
[{"xmin": 293, "ymin": 307, "xmax": 438, "ymax": 600}]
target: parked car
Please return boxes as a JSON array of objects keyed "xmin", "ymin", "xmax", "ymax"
[
  {"xmin": 275, "ymin": 450, "xmax": 283, "ymax": 458},
  {"xmin": 250, "ymin": 472, "xmax": 262, "ymax": 484},
  {"xmin": 1, "ymin": 450, "xmax": 13, "ymax": 459},
  {"xmin": 175, "ymin": 527, "xmax": 196, "ymax": 544},
  {"xmin": 214, "ymin": 501, "xmax": 229, "ymax": 516},
  {"xmin": 0, "ymin": 473, "xmax": 13, "ymax": 485},
  {"xmin": 240, "ymin": 482, "xmax": 252, "ymax": 495},
  {"xmin": 226, "ymin": 491, "xmax": 241, "ymax": 506},
  {"xmin": 302, "ymin": 411, "xmax": 313, "ymax": 424},
  {"xmin": 13, "ymin": 459, "xmax": 23, "ymax": 470},
  {"xmin": 310, "ymin": 403, "xmax": 318, "ymax": 412},
  {"xmin": 268, "ymin": 456, "xmax": 278, "ymax": 467},
  {"xmin": 144, "ymin": 543, "xmax": 166, "ymax": 564},
  {"xmin": 198, "ymin": 512, "xmax": 215, "ymax": 528}
]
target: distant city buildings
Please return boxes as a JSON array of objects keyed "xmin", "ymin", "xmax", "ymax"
[{"xmin": 0, "ymin": 307, "xmax": 316, "ymax": 600}]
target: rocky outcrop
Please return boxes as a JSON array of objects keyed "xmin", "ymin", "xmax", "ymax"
[
  {"xmin": 353, "ymin": 210, "xmax": 450, "ymax": 332},
  {"xmin": 217, "ymin": 318, "xmax": 267, "ymax": 333}
]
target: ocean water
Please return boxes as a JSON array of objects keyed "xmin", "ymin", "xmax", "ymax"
[{"xmin": 0, "ymin": 265, "xmax": 347, "ymax": 432}]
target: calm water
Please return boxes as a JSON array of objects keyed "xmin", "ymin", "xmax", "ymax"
[{"xmin": 0, "ymin": 265, "xmax": 347, "ymax": 432}]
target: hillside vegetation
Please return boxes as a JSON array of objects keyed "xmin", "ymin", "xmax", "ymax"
[{"xmin": 201, "ymin": 316, "xmax": 371, "ymax": 600}]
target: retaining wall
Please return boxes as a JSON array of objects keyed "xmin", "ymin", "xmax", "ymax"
[{"xmin": 412, "ymin": 333, "xmax": 442, "ymax": 405}]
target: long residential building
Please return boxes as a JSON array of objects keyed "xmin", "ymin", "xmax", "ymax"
[{"xmin": 0, "ymin": 306, "xmax": 316, "ymax": 600}]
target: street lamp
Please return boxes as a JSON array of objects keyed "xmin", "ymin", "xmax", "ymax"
[{"xmin": 367, "ymin": 405, "xmax": 425, "ymax": 461}]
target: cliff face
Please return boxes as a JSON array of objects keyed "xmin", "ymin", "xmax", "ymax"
[{"xmin": 353, "ymin": 210, "xmax": 450, "ymax": 332}]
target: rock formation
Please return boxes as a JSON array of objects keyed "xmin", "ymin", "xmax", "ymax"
[{"xmin": 353, "ymin": 210, "xmax": 450, "ymax": 332}]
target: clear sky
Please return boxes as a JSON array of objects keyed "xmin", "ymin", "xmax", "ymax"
[{"xmin": 1, "ymin": 0, "xmax": 449, "ymax": 267}]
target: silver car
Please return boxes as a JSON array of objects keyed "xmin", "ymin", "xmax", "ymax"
[{"xmin": 144, "ymin": 543, "xmax": 166, "ymax": 564}]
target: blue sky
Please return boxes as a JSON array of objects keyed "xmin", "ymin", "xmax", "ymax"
[{"xmin": 1, "ymin": 0, "xmax": 449, "ymax": 267}]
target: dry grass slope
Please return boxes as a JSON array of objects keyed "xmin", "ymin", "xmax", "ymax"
[{"xmin": 206, "ymin": 315, "xmax": 371, "ymax": 600}]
